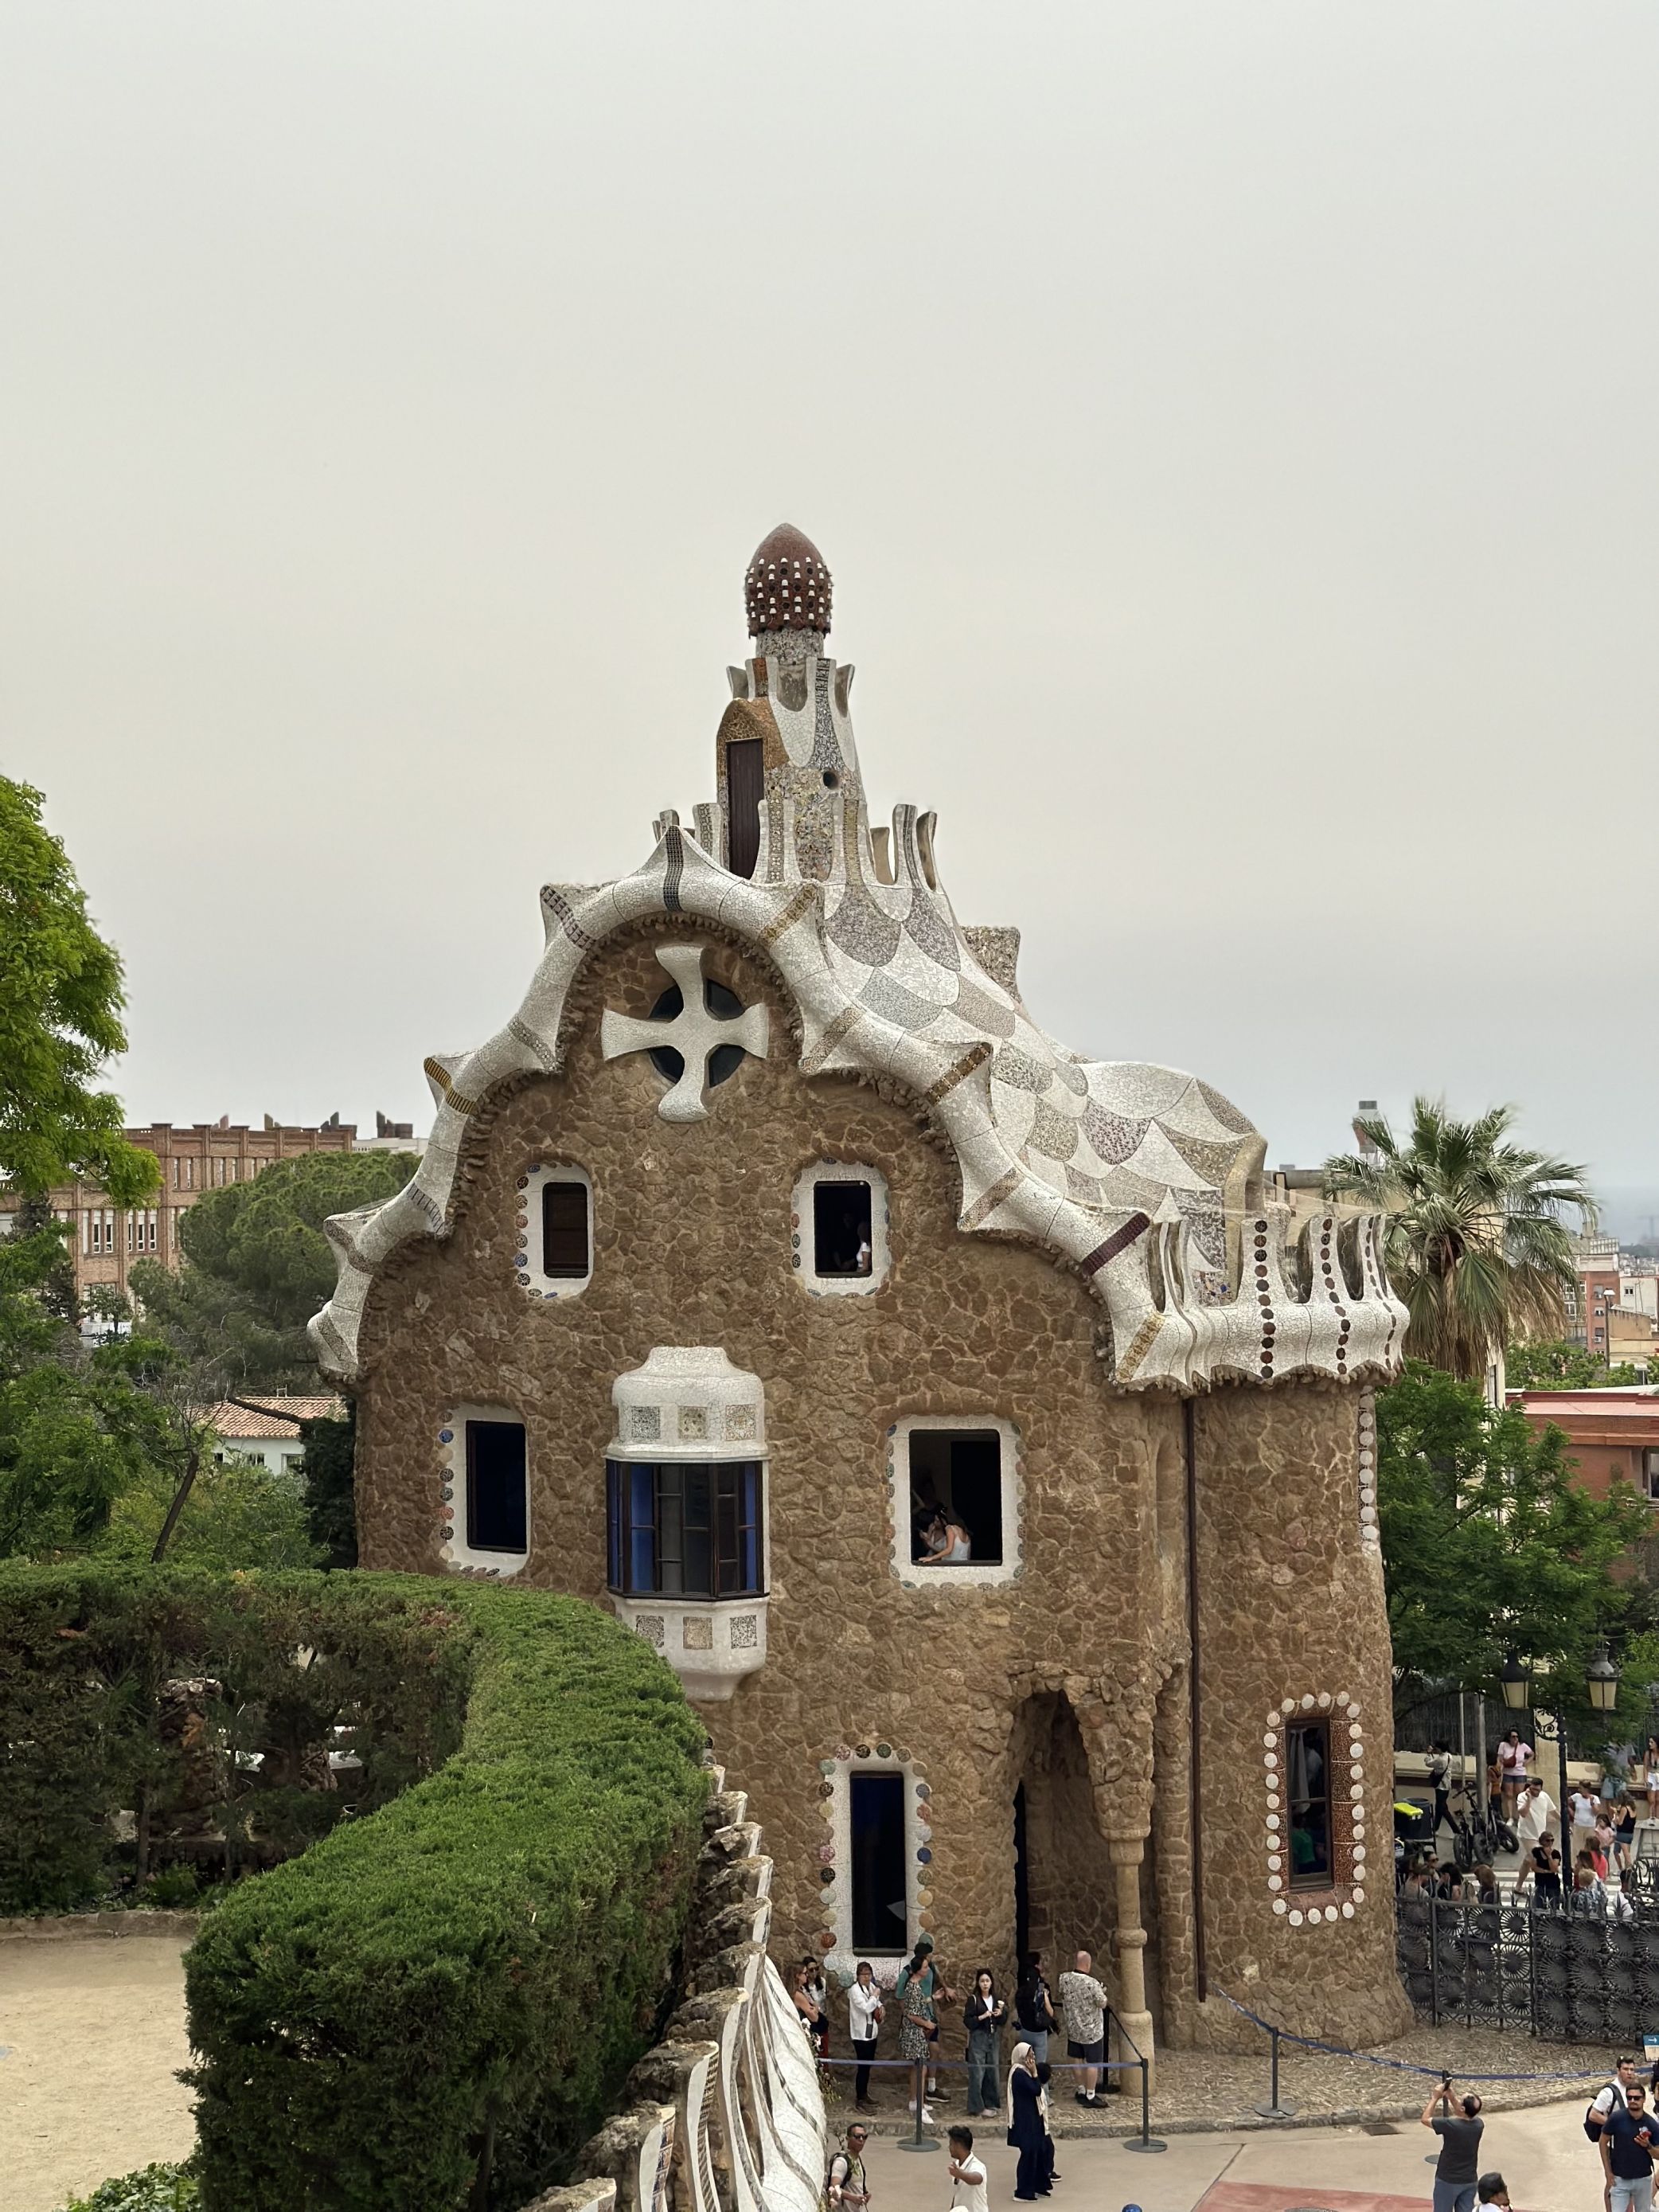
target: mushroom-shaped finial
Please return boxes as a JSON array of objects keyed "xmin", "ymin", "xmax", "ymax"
[{"xmin": 744, "ymin": 524, "xmax": 832, "ymax": 637}]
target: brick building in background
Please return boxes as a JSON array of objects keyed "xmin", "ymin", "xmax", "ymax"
[{"xmin": 0, "ymin": 1113, "xmax": 420, "ymax": 1311}]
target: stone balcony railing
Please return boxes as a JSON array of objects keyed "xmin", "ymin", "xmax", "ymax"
[{"xmin": 523, "ymin": 1765, "xmax": 826, "ymax": 2212}]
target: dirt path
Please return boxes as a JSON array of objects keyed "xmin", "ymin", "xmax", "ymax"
[{"xmin": 0, "ymin": 1935, "xmax": 195, "ymax": 2212}]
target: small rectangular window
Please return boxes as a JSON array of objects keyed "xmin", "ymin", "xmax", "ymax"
[
  {"xmin": 849, "ymin": 1772, "xmax": 908, "ymax": 1952},
  {"xmin": 908, "ymin": 1428, "xmax": 1004, "ymax": 1565},
  {"xmin": 541, "ymin": 1181, "xmax": 590, "ymax": 1278},
  {"xmin": 466, "ymin": 1420, "xmax": 528, "ymax": 1553},
  {"xmin": 1286, "ymin": 1718, "xmax": 1331, "ymax": 1887},
  {"xmin": 813, "ymin": 1181, "xmax": 873, "ymax": 1277}
]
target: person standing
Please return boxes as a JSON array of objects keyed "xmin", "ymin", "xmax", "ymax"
[
  {"xmin": 962, "ymin": 1969, "xmax": 1005, "ymax": 2119},
  {"xmin": 1014, "ymin": 1953, "xmax": 1056, "ymax": 2065},
  {"xmin": 1595, "ymin": 2078, "xmax": 1657, "ymax": 2212},
  {"xmin": 1419, "ymin": 2077, "xmax": 1485, "ymax": 2212},
  {"xmin": 1517, "ymin": 1777, "xmax": 1556, "ymax": 1852},
  {"xmin": 1516, "ymin": 1831, "xmax": 1563, "ymax": 1909},
  {"xmin": 848, "ymin": 1960, "xmax": 884, "ymax": 2112},
  {"xmin": 1497, "ymin": 1730, "xmax": 1533, "ymax": 1815},
  {"xmin": 1569, "ymin": 1779, "xmax": 1601, "ymax": 1866},
  {"xmin": 1427, "ymin": 1743, "xmax": 1454, "ymax": 1835},
  {"xmin": 1005, "ymin": 2042, "xmax": 1044, "ymax": 2202},
  {"xmin": 1592, "ymin": 2056, "xmax": 1641, "ymax": 2130},
  {"xmin": 1056, "ymin": 1948, "xmax": 1110, "ymax": 2107},
  {"xmin": 826, "ymin": 2123, "xmax": 872, "ymax": 2210},
  {"xmin": 945, "ymin": 2126, "xmax": 989, "ymax": 2212},
  {"xmin": 896, "ymin": 1934, "xmax": 954, "ymax": 2115}
]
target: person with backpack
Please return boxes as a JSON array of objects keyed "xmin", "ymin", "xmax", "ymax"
[
  {"xmin": 1014, "ymin": 1952, "xmax": 1057, "ymax": 2065},
  {"xmin": 825, "ymin": 2121, "xmax": 872, "ymax": 2210},
  {"xmin": 1591, "ymin": 2056, "xmax": 1641, "ymax": 2131},
  {"xmin": 1594, "ymin": 2077, "xmax": 1658, "ymax": 2212}
]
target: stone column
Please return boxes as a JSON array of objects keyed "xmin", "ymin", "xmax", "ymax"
[{"xmin": 1106, "ymin": 1834, "xmax": 1154, "ymax": 2095}]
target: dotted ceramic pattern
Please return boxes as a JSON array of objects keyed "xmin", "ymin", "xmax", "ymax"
[
  {"xmin": 436, "ymin": 1404, "xmax": 530, "ymax": 1579},
  {"xmin": 818, "ymin": 1742, "xmax": 931, "ymax": 1979},
  {"xmin": 884, "ymin": 1415, "xmax": 1023, "ymax": 1589},
  {"xmin": 1263, "ymin": 1691, "xmax": 1368, "ymax": 1926},
  {"xmin": 1357, "ymin": 1391, "xmax": 1380, "ymax": 1555},
  {"xmin": 310, "ymin": 530, "xmax": 1412, "ymax": 1397}
]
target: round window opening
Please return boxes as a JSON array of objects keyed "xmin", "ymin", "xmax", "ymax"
[
  {"xmin": 647, "ymin": 979, "xmax": 748, "ymax": 1086},
  {"xmin": 822, "ymin": 768, "xmax": 840, "ymax": 790}
]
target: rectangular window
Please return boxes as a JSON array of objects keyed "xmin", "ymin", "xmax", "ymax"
[
  {"xmin": 849, "ymin": 1772, "xmax": 908, "ymax": 1953},
  {"xmin": 1645, "ymin": 1449, "xmax": 1659, "ymax": 1502},
  {"xmin": 606, "ymin": 1460, "xmax": 763, "ymax": 1598},
  {"xmin": 1286, "ymin": 1719, "xmax": 1331, "ymax": 1887},
  {"xmin": 541, "ymin": 1181, "xmax": 591, "ymax": 1278},
  {"xmin": 813, "ymin": 1180, "xmax": 873, "ymax": 1277},
  {"xmin": 466, "ymin": 1420, "xmax": 528, "ymax": 1553},
  {"xmin": 908, "ymin": 1428, "xmax": 1004, "ymax": 1565},
  {"xmin": 726, "ymin": 737, "xmax": 764, "ymax": 881}
]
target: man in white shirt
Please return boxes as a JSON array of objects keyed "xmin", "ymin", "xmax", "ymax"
[
  {"xmin": 946, "ymin": 2127, "xmax": 989, "ymax": 2212},
  {"xmin": 1517, "ymin": 1779, "xmax": 1556, "ymax": 1850},
  {"xmin": 1593, "ymin": 2057, "xmax": 1641, "ymax": 2128},
  {"xmin": 1056, "ymin": 1948, "xmax": 1111, "ymax": 2106},
  {"xmin": 1569, "ymin": 1782, "xmax": 1601, "ymax": 1864}
]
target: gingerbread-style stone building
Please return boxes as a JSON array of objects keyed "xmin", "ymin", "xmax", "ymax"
[{"xmin": 312, "ymin": 526, "xmax": 1413, "ymax": 2061}]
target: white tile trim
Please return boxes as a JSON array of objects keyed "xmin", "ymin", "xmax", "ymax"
[
  {"xmin": 821, "ymin": 1750, "xmax": 926, "ymax": 1977},
  {"xmin": 439, "ymin": 1403, "xmax": 530, "ymax": 1577},
  {"xmin": 514, "ymin": 1163, "xmax": 593, "ymax": 1302}
]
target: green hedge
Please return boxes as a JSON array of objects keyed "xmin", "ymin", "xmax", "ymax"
[
  {"xmin": 0, "ymin": 1565, "xmax": 709, "ymax": 2211},
  {"xmin": 0, "ymin": 1565, "xmax": 471, "ymax": 1913}
]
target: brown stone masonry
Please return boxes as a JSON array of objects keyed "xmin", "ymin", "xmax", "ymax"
[{"xmin": 352, "ymin": 920, "xmax": 1408, "ymax": 2053}]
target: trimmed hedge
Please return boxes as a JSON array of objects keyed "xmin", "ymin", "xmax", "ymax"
[{"xmin": 0, "ymin": 1566, "xmax": 709, "ymax": 2211}]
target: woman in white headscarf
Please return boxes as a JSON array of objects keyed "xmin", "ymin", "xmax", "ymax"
[{"xmin": 1005, "ymin": 2040, "xmax": 1044, "ymax": 2201}]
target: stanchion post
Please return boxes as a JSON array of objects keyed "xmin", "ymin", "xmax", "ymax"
[
  {"xmin": 1119, "ymin": 2046, "xmax": 1166, "ymax": 2151},
  {"xmin": 1252, "ymin": 2022, "xmax": 1298, "ymax": 2120},
  {"xmin": 896, "ymin": 2055, "xmax": 939, "ymax": 2154}
]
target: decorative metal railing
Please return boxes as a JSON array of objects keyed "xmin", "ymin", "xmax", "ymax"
[{"xmin": 1398, "ymin": 1870, "xmax": 1659, "ymax": 2040}]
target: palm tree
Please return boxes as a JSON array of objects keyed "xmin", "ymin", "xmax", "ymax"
[{"xmin": 1322, "ymin": 1099, "xmax": 1595, "ymax": 1382}]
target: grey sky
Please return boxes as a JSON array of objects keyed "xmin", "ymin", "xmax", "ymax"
[{"xmin": 3, "ymin": 6, "xmax": 1655, "ymax": 1213}]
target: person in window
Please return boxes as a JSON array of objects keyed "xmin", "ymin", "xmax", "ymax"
[
  {"xmin": 918, "ymin": 1507, "xmax": 972, "ymax": 1565},
  {"xmin": 962, "ymin": 1968, "xmax": 1005, "ymax": 2119},
  {"xmin": 853, "ymin": 1229, "xmax": 872, "ymax": 1276}
]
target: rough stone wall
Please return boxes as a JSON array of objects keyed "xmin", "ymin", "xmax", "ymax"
[
  {"xmin": 352, "ymin": 919, "xmax": 1405, "ymax": 2050},
  {"xmin": 1175, "ymin": 1385, "xmax": 1411, "ymax": 2049}
]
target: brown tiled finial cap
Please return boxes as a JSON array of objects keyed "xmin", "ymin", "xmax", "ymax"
[{"xmin": 745, "ymin": 524, "xmax": 832, "ymax": 637}]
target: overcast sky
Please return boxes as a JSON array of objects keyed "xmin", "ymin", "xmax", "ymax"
[{"xmin": 3, "ymin": 6, "xmax": 1655, "ymax": 1221}]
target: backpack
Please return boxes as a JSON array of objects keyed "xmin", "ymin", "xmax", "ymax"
[{"xmin": 1586, "ymin": 2083, "xmax": 1627, "ymax": 2141}]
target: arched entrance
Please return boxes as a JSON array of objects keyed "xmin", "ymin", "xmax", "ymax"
[{"xmin": 1006, "ymin": 1690, "xmax": 1115, "ymax": 1972}]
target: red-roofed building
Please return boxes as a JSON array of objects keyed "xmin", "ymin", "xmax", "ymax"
[
  {"xmin": 1509, "ymin": 1387, "xmax": 1659, "ymax": 1507},
  {"xmin": 208, "ymin": 1395, "xmax": 345, "ymax": 1476}
]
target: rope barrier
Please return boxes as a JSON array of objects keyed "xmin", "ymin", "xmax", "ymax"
[{"xmin": 1212, "ymin": 1986, "xmax": 1615, "ymax": 2083}]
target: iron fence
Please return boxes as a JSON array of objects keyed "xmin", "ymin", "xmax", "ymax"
[{"xmin": 1398, "ymin": 1871, "xmax": 1659, "ymax": 2041}]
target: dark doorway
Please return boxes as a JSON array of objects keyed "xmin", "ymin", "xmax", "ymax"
[
  {"xmin": 466, "ymin": 1421, "xmax": 528, "ymax": 1553},
  {"xmin": 813, "ymin": 1180, "xmax": 873, "ymax": 1276},
  {"xmin": 849, "ymin": 1771, "xmax": 908, "ymax": 1953},
  {"xmin": 1013, "ymin": 1781, "xmax": 1031, "ymax": 1964},
  {"xmin": 726, "ymin": 738, "xmax": 764, "ymax": 880}
]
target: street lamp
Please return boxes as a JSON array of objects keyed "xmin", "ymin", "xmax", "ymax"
[
  {"xmin": 1587, "ymin": 1643, "xmax": 1623, "ymax": 1714},
  {"xmin": 1499, "ymin": 1652, "xmax": 1532, "ymax": 1711}
]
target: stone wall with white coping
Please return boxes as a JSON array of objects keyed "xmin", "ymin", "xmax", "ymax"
[{"xmin": 521, "ymin": 1762, "xmax": 827, "ymax": 2212}]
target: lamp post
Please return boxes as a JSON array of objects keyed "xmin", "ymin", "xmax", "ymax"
[
  {"xmin": 1587, "ymin": 1643, "xmax": 1622, "ymax": 1718},
  {"xmin": 1499, "ymin": 1652, "xmax": 1532, "ymax": 1713}
]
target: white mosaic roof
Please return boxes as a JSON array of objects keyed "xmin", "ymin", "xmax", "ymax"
[{"xmin": 312, "ymin": 606, "xmax": 1407, "ymax": 1394}]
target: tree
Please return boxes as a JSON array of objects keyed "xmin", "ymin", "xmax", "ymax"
[
  {"xmin": 1505, "ymin": 1339, "xmax": 1644, "ymax": 1389},
  {"xmin": 0, "ymin": 1229, "xmax": 176, "ymax": 1557},
  {"xmin": 131, "ymin": 1150, "xmax": 420, "ymax": 1388},
  {"xmin": 1324, "ymin": 1098, "xmax": 1593, "ymax": 1382},
  {"xmin": 298, "ymin": 1404, "xmax": 357, "ymax": 1568},
  {"xmin": 1377, "ymin": 1362, "xmax": 1651, "ymax": 1733},
  {"xmin": 0, "ymin": 777, "xmax": 158, "ymax": 1204}
]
